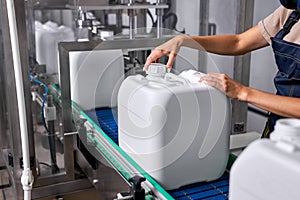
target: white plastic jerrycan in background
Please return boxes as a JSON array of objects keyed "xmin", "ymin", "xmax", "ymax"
[
  {"xmin": 35, "ymin": 21, "xmax": 75, "ymax": 75},
  {"xmin": 118, "ymin": 63, "xmax": 230, "ymax": 190},
  {"xmin": 229, "ymin": 118, "xmax": 300, "ymax": 200}
]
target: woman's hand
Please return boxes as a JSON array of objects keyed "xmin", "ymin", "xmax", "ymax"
[
  {"xmin": 199, "ymin": 72, "xmax": 300, "ymax": 119},
  {"xmin": 199, "ymin": 72, "xmax": 249, "ymax": 101},
  {"xmin": 144, "ymin": 35, "xmax": 185, "ymax": 70}
]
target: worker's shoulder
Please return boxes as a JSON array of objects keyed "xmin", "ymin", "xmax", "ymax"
[{"xmin": 280, "ymin": 6, "xmax": 294, "ymax": 21}]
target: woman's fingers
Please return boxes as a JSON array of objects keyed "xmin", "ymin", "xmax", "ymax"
[
  {"xmin": 144, "ymin": 49, "xmax": 163, "ymax": 70},
  {"xmin": 144, "ymin": 36, "xmax": 183, "ymax": 70},
  {"xmin": 144, "ymin": 49, "xmax": 177, "ymax": 70},
  {"xmin": 200, "ymin": 73, "xmax": 225, "ymax": 92},
  {"xmin": 166, "ymin": 52, "xmax": 177, "ymax": 68},
  {"xmin": 199, "ymin": 72, "xmax": 246, "ymax": 100}
]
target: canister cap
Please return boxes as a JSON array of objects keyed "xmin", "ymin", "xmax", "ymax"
[
  {"xmin": 146, "ymin": 63, "xmax": 168, "ymax": 77},
  {"xmin": 271, "ymin": 118, "xmax": 300, "ymax": 149}
]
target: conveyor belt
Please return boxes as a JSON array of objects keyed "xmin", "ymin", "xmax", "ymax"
[
  {"xmin": 168, "ymin": 174, "xmax": 229, "ymax": 200},
  {"xmin": 87, "ymin": 108, "xmax": 230, "ymax": 200},
  {"xmin": 88, "ymin": 108, "xmax": 119, "ymax": 144}
]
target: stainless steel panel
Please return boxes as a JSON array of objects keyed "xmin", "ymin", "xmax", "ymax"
[
  {"xmin": 75, "ymin": 146, "xmax": 130, "ymax": 199},
  {"xmin": 32, "ymin": 178, "xmax": 93, "ymax": 199}
]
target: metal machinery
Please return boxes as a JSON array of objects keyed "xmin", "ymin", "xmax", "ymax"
[{"xmin": 0, "ymin": 0, "xmax": 255, "ymax": 199}]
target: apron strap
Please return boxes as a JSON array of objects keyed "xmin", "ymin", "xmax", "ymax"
[{"xmin": 275, "ymin": 11, "xmax": 300, "ymax": 39}]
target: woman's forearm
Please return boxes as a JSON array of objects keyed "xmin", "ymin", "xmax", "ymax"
[
  {"xmin": 185, "ymin": 35, "xmax": 242, "ymax": 55},
  {"xmin": 180, "ymin": 25, "xmax": 268, "ymax": 55},
  {"xmin": 243, "ymin": 87, "xmax": 300, "ymax": 118}
]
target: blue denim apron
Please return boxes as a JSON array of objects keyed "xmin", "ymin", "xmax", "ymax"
[{"xmin": 262, "ymin": 11, "xmax": 300, "ymax": 138}]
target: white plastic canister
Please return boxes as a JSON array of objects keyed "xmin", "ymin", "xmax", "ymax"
[
  {"xmin": 35, "ymin": 21, "xmax": 75, "ymax": 75},
  {"xmin": 118, "ymin": 65, "xmax": 230, "ymax": 189},
  {"xmin": 229, "ymin": 118, "xmax": 300, "ymax": 200}
]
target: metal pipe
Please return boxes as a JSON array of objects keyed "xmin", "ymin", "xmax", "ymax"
[
  {"xmin": 6, "ymin": 0, "xmax": 34, "ymax": 199},
  {"xmin": 127, "ymin": 0, "xmax": 136, "ymax": 40},
  {"xmin": 128, "ymin": 9, "xmax": 136, "ymax": 40},
  {"xmin": 136, "ymin": 8, "xmax": 147, "ymax": 35},
  {"xmin": 156, "ymin": 0, "xmax": 163, "ymax": 38},
  {"xmin": 116, "ymin": 10, "xmax": 123, "ymax": 33}
]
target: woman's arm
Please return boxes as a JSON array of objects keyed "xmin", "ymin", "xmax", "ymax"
[
  {"xmin": 189, "ymin": 25, "xmax": 269, "ymax": 55},
  {"xmin": 200, "ymin": 73, "xmax": 300, "ymax": 118},
  {"xmin": 244, "ymin": 87, "xmax": 300, "ymax": 118},
  {"xmin": 145, "ymin": 25, "xmax": 269, "ymax": 68}
]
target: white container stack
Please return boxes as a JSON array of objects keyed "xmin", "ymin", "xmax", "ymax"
[
  {"xmin": 118, "ymin": 64, "xmax": 230, "ymax": 189},
  {"xmin": 35, "ymin": 21, "xmax": 124, "ymax": 111},
  {"xmin": 229, "ymin": 118, "xmax": 300, "ymax": 200},
  {"xmin": 35, "ymin": 21, "xmax": 75, "ymax": 75}
]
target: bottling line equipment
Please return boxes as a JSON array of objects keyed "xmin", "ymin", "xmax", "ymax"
[{"xmin": 0, "ymin": 0, "xmax": 255, "ymax": 199}]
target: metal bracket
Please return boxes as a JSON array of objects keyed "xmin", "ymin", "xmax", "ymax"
[
  {"xmin": 8, "ymin": 153, "xmax": 13, "ymax": 167},
  {"xmin": 19, "ymin": 156, "xmax": 35, "ymax": 169},
  {"xmin": 30, "ymin": 64, "xmax": 46, "ymax": 74},
  {"xmin": 233, "ymin": 122, "xmax": 245, "ymax": 133},
  {"xmin": 44, "ymin": 106, "xmax": 57, "ymax": 121},
  {"xmin": 64, "ymin": 132, "xmax": 78, "ymax": 136},
  {"xmin": 0, "ymin": 165, "xmax": 11, "ymax": 190}
]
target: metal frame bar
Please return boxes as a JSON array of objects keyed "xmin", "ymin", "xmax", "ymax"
[
  {"xmin": 0, "ymin": 3, "xmax": 8, "ymax": 149},
  {"xmin": 58, "ymin": 43, "xmax": 75, "ymax": 184},
  {"xmin": 198, "ymin": 0, "xmax": 209, "ymax": 72},
  {"xmin": 66, "ymin": 4, "xmax": 168, "ymax": 11},
  {"xmin": 231, "ymin": 0, "xmax": 254, "ymax": 134}
]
